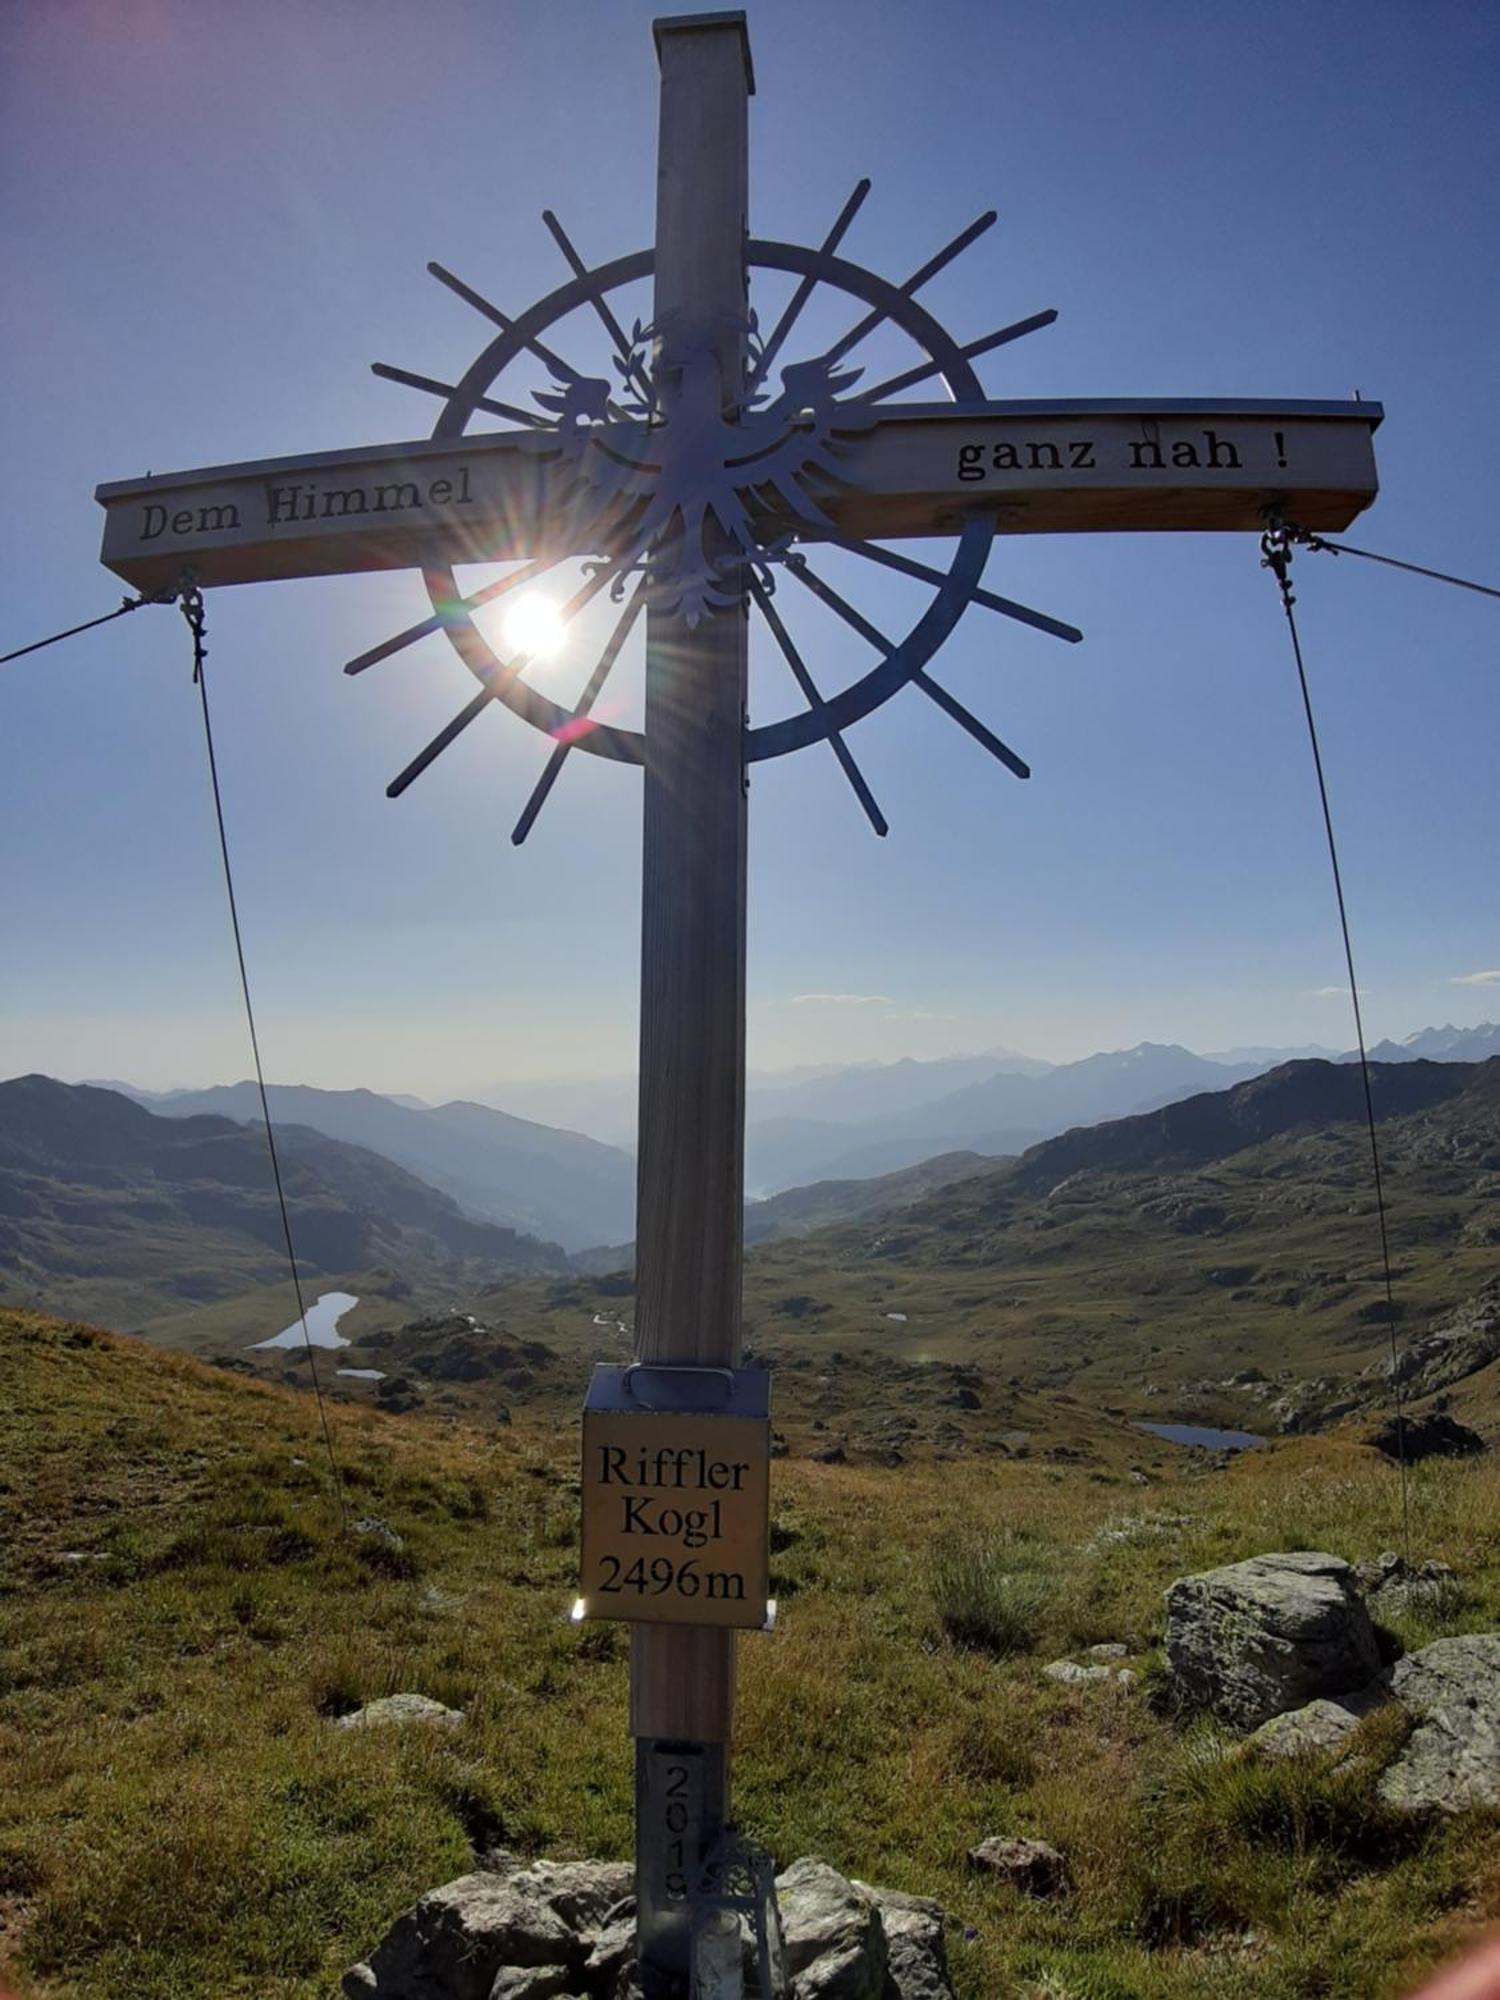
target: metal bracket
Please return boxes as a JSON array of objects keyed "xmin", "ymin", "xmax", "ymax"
[
  {"xmin": 691, "ymin": 1826, "xmax": 788, "ymax": 1998},
  {"xmin": 623, "ymin": 1363, "xmax": 737, "ymax": 1411}
]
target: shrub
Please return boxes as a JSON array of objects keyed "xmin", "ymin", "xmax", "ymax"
[{"xmin": 930, "ymin": 1537, "xmax": 1047, "ymax": 1656}]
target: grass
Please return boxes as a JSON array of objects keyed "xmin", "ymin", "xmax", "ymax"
[
  {"xmin": 4, "ymin": 1307, "xmax": 1500, "ymax": 1998},
  {"xmin": 930, "ymin": 1532, "xmax": 1049, "ymax": 1656}
]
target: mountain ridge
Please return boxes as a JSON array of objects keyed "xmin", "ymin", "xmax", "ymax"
[{"xmin": 0, "ymin": 1075, "xmax": 565, "ymax": 1328}]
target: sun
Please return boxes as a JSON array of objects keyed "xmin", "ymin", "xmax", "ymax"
[{"xmin": 502, "ymin": 592, "xmax": 567, "ymax": 660}]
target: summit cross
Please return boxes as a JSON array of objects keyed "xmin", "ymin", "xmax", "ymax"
[{"xmin": 96, "ymin": 13, "xmax": 1380, "ymax": 1995}]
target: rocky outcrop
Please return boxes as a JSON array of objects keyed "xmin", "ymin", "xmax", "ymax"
[
  {"xmin": 1380, "ymin": 1280, "xmax": 1500, "ymax": 1401},
  {"xmin": 1163, "ymin": 1551, "xmax": 1383, "ymax": 1730},
  {"xmin": 1378, "ymin": 1635, "xmax": 1500, "ymax": 1814},
  {"xmin": 343, "ymin": 1854, "xmax": 954, "ymax": 2000}
]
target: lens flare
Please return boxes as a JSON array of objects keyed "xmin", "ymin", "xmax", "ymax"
[{"xmin": 503, "ymin": 593, "xmax": 567, "ymax": 658}]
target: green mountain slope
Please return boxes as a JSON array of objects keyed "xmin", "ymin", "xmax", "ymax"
[
  {"xmin": 737, "ymin": 1058, "xmax": 1500, "ymax": 1435},
  {"xmin": 0, "ymin": 1076, "xmax": 565, "ymax": 1328}
]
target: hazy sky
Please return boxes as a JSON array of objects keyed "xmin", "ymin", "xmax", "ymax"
[{"xmin": 2, "ymin": 0, "xmax": 1497, "ymax": 1099}]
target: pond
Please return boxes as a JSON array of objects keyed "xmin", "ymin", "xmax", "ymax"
[
  {"xmin": 336, "ymin": 1368, "xmax": 386, "ymax": 1381},
  {"xmin": 252, "ymin": 1291, "xmax": 360, "ymax": 1351},
  {"xmin": 1137, "ymin": 1421, "xmax": 1267, "ymax": 1453}
]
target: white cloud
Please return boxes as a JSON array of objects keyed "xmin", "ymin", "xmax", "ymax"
[
  {"xmin": 1303, "ymin": 986, "xmax": 1364, "ymax": 1000},
  {"xmin": 788, "ymin": 992, "xmax": 894, "ymax": 1007},
  {"xmin": 1451, "ymin": 969, "xmax": 1500, "ymax": 988}
]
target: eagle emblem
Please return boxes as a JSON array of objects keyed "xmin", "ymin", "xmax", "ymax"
[{"xmin": 524, "ymin": 310, "xmax": 873, "ymax": 625}]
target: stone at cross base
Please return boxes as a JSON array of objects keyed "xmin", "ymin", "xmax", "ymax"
[{"xmin": 341, "ymin": 1850, "xmax": 956, "ymax": 2000}]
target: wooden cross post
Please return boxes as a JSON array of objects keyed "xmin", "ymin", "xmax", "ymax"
[
  {"xmin": 629, "ymin": 15, "xmax": 752, "ymax": 1991},
  {"xmin": 93, "ymin": 11, "xmax": 1385, "ymax": 1989}
]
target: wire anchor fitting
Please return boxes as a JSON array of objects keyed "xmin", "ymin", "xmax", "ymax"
[
  {"xmin": 177, "ymin": 569, "xmax": 207, "ymax": 681},
  {"xmin": 1259, "ymin": 507, "xmax": 1296, "ymax": 609}
]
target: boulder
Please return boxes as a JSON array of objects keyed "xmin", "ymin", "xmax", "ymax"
[
  {"xmin": 776, "ymin": 1857, "xmax": 887, "ymax": 1999},
  {"xmin": 1379, "ymin": 1634, "xmax": 1500, "ymax": 1814},
  {"xmin": 1163, "ymin": 1551, "xmax": 1383, "ymax": 1731},
  {"xmin": 334, "ymin": 1694, "xmax": 464, "ymax": 1732},
  {"xmin": 967, "ymin": 1836, "xmax": 1068, "ymax": 1898},
  {"xmin": 341, "ymin": 1859, "xmax": 631, "ymax": 1999},
  {"xmin": 1366, "ymin": 1412, "xmax": 1485, "ymax": 1462}
]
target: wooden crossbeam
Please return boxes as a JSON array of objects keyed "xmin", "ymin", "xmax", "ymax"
[{"xmin": 96, "ymin": 400, "xmax": 1381, "ymax": 594}]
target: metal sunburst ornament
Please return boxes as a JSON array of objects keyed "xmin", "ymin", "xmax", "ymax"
[{"xmin": 354, "ymin": 187, "xmax": 1080, "ymax": 840}]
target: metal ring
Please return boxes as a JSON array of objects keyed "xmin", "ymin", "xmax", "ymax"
[{"xmin": 422, "ymin": 240, "xmax": 994, "ymax": 764}]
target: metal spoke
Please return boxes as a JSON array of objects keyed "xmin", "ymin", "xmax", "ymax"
[
  {"xmin": 819, "ymin": 211, "xmax": 997, "ymax": 370},
  {"xmin": 512, "ymin": 581, "xmax": 648, "ymax": 844},
  {"xmin": 541, "ymin": 210, "xmax": 654, "ymax": 404},
  {"xmin": 911, "ymin": 669, "xmax": 1030, "ymax": 778},
  {"xmin": 854, "ymin": 309, "xmax": 1057, "ymax": 405},
  {"xmin": 783, "ymin": 554, "xmax": 1029, "ymax": 780},
  {"xmin": 370, "ymin": 361, "xmax": 549, "ymax": 429},
  {"xmin": 745, "ymin": 179, "xmax": 870, "ymax": 402},
  {"xmin": 387, "ymin": 563, "xmax": 618, "ymax": 797},
  {"xmin": 345, "ymin": 556, "xmax": 567, "ymax": 676},
  {"xmin": 428, "ymin": 261, "xmax": 585, "ymax": 383},
  {"xmin": 828, "ymin": 533, "xmax": 1082, "ymax": 643},
  {"xmin": 387, "ymin": 687, "xmax": 492, "ymax": 798},
  {"xmin": 748, "ymin": 574, "xmax": 887, "ymax": 835}
]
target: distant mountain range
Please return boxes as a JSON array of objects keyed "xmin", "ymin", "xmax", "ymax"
[
  {"xmin": 1358, "ymin": 1023, "xmax": 1500, "ymax": 1065},
  {"xmin": 0, "ymin": 1076, "xmax": 565, "ymax": 1329},
  {"xmin": 57, "ymin": 1021, "xmax": 1498, "ymax": 1270},
  {"xmin": 121, "ymin": 1082, "xmax": 634, "ymax": 1253}
]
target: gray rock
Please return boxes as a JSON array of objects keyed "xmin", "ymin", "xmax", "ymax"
[
  {"xmin": 580, "ymin": 1903, "xmax": 634, "ymax": 1987},
  {"xmin": 1379, "ymin": 1634, "xmax": 1500, "ymax": 1814},
  {"xmin": 1358, "ymin": 1553, "xmax": 1461, "ymax": 1614},
  {"xmin": 967, "ymin": 1836, "xmax": 1069, "ymax": 1898},
  {"xmin": 776, "ymin": 1857, "xmax": 887, "ymax": 2000},
  {"xmin": 335, "ymin": 1693, "xmax": 464, "ymax": 1732},
  {"xmin": 1248, "ymin": 1688, "xmax": 1385, "ymax": 1759},
  {"xmin": 1088, "ymin": 1643, "xmax": 1129, "ymax": 1660},
  {"xmin": 1043, "ymin": 1660, "xmax": 1113, "ymax": 1685},
  {"xmin": 489, "ymin": 1971, "xmax": 576, "ymax": 2000},
  {"xmin": 855, "ymin": 1885, "xmax": 954, "ymax": 2000},
  {"xmin": 1163, "ymin": 1551, "xmax": 1383, "ymax": 1731},
  {"xmin": 342, "ymin": 1859, "xmax": 631, "ymax": 1999},
  {"xmin": 353, "ymin": 1515, "xmax": 405, "ymax": 1551}
]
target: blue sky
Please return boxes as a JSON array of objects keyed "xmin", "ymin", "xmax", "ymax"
[{"xmin": 2, "ymin": 0, "xmax": 1497, "ymax": 1100}]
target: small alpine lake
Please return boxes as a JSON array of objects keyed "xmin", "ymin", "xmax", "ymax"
[
  {"xmin": 1136, "ymin": 1420, "xmax": 1267, "ymax": 1453},
  {"xmin": 252, "ymin": 1290, "xmax": 360, "ymax": 1351}
]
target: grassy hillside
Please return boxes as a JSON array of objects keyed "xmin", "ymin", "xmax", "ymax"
[{"xmin": 4, "ymin": 1307, "xmax": 1500, "ymax": 1999}]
